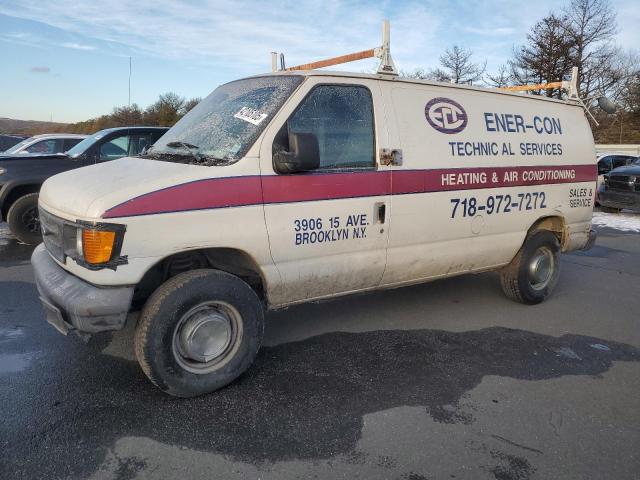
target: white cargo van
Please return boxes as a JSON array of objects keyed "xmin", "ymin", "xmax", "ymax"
[{"xmin": 32, "ymin": 62, "xmax": 599, "ymax": 396}]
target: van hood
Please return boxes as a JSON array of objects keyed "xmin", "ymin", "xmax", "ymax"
[{"xmin": 39, "ymin": 157, "xmax": 238, "ymax": 219}]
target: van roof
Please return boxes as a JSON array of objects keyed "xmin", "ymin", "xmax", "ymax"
[{"xmin": 247, "ymin": 70, "xmax": 582, "ymax": 107}]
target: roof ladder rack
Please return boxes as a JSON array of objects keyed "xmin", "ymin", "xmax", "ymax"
[{"xmin": 271, "ymin": 20, "xmax": 397, "ymax": 75}]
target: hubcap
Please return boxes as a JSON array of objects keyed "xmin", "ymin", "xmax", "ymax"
[
  {"xmin": 172, "ymin": 301, "xmax": 241, "ymax": 374},
  {"xmin": 22, "ymin": 207, "xmax": 40, "ymax": 234},
  {"xmin": 528, "ymin": 247, "xmax": 554, "ymax": 290}
]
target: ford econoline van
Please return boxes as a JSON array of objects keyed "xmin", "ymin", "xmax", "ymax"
[{"xmin": 32, "ymin": 70, "xmax": 597, "ymax": 396}]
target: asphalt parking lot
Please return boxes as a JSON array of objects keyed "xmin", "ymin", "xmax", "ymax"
[{"xmin": 1, "ymin": 217, "xmax": 639, "ymax": 480}]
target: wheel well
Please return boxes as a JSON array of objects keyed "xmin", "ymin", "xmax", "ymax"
[
  {"xmin": 132, "ymin": 248, "xmax": 266, "ymax": 309},
  {"xmin": 1, "ymin": 184, "xmax": 41, "ymax": 219},
  {"xmin": 527, "ymin": 216, "xmax": 566, "ymax": 247}
]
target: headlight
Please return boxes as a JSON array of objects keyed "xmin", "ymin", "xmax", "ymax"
[
  {"xmin": 0, "ymin": 167, "xmax": 6, "ymax": 175},
  {"xmin": 63, "ymin": 221, "xmax": 126, "ymax": 268}
]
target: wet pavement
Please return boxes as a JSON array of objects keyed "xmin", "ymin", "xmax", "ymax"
[{"xmin": 1, "ymin": 220, "xmax": 639, "ymax": 479}]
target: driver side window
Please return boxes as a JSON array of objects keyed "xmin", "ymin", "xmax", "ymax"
[
  {"xmin": 273, "ymin": 85, "xmax": 375, "ymax": 172},
  {"xmin": 99, "ymin": 135, "xmax": 130, "ymax": 162}
]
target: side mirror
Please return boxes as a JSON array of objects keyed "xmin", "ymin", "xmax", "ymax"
[
  {"xmin": 597, "ymin": 97, "xmax": 617, "ymax": 114},
  {"xmin": 273, "ymin": 132, "xmax": 320, "ymax": 174}
]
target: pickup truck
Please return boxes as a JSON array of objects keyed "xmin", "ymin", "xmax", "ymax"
[{"xmin": 0, "ymin": 126, "xmax": 168, "ymax": 244}]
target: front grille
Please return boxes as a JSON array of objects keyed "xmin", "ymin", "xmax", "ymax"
[
  {"xmin": 39, "ymin": 208, "xmax": 65, "ymax": 262},
  {"xmin": 608, "ymin": 175, "xmax": 634, "ymax": 192}
]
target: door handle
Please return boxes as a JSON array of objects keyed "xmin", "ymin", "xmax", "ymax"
[{"xmin": 376, "ymin": 202, "xmax": 386, "ymax": 224}]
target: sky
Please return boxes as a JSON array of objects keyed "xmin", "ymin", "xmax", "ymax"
[{"xmin": 0, "ymin": 0, "xmax": 638, "ymax": 123}]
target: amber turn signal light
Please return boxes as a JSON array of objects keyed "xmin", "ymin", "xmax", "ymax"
[{"xmin": 82, "ymin": 229, "xmax": 116, "ymax": 264}]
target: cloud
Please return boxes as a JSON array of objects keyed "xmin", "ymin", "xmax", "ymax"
[
  {"xmin": 59, "ymin": 41, "xmax": 95, "ymax": 50},
  {"xmin": 30, "ymin": 66, "xmax": 50, "ymax": 73},
  {"xmin": 0, "ymin": 0, "xmax": 441, "ymax": 72},
  {"xmin": 0, "ymin": 0, "xmax": 636, "ymax": 77}
]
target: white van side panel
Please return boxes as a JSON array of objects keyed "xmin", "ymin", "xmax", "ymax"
[{"xmin": 380, "ymin": 83, "xmax": 595, "ymax": 285}]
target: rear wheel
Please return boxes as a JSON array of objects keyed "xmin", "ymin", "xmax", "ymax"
[
  {"xmin": 500, "ymin": 230, "xmax": 560, "ymax": 305},
  {"xmin": 6, "ymin": 193, "xmax": 41, "ymax": 245},
  {"xmin": 134, "ymin": 269, "xmax": 264, "ymax": 397}
]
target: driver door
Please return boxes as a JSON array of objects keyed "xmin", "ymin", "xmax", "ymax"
[{"xmin": 259, "ymin": 78, "xmax": 391, "ymax": 306}]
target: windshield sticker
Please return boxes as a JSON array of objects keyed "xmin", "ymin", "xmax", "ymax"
[{"xmin": 234, "ymin": 107, "xmax": 268, "ymax": 126}]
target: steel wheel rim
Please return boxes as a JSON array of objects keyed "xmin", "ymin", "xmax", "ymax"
[
  {"xmin": 528, "ymin": 246, "xmax": 554, "ymax": 291},
  {"xmin": 22, "ymin": 207, "xmax": 40, "ymax": 233},
  {"xmin": 172, "ymin": 300, "xmax": 242, "ymax": 374}
]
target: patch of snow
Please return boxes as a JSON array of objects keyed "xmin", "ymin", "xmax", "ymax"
[
  {"xmin": 0, "ymin": 222, "xmax": 11, "ymax": 245},
  {"xmin": 592, "ymin": 211, "xmax": 640, "ymax": 233}
]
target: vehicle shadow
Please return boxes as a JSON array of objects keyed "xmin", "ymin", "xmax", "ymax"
[
  {"xmin": 0, "ymin": 223, "xmax": 36, "ymax": 263},
  {"xmin": 4, "ymin": 323, "xmax": 639, "ymax": 478}
]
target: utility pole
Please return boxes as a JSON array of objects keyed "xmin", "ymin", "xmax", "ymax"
[{"xmin": 128, "ymin": 56, "xmax": 132, "ymax": 108}]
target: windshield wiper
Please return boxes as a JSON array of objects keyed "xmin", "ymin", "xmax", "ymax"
[
  {"xmin": 146, "ymin": 142, "xmax": 230, "ymax": 166},
  {"xmin": 165, "ymin": 141, "xmax": 203, "ymax": 162}
]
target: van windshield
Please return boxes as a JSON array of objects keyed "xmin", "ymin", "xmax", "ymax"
[{"xmin": 147, "ymin": 75, "xmax": 303, "ymax": 165}]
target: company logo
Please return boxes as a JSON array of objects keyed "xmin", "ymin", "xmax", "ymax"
[{"xmin": 425, "ymin": 97, "xmax": 468, "ymax": 134}]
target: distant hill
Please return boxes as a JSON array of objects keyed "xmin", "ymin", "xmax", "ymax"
[{"xmin": 0, "ymin": 117, "xmax": 71, "ymax": 136}]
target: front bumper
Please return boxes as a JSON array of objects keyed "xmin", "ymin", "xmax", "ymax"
[
  {"xmin": 598, "ymin": 188, "xmax": 640, "ymax": 212},
  {"xmin": 32, "ymin": 244, "xmax": 134, "ymax": 334}
]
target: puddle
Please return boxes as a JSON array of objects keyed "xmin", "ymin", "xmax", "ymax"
[
  {"xmin": 0, "ymin": 327, "xmax": 25, "ymax": 342},
  {"xmin": 0, "ymin": 352, "xmax": 38, "ymax": 374},
  {"xmin": 0, "ymin": 222, "xmax": 36, "ymax": 262}
]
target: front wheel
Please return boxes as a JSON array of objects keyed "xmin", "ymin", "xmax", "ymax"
[
  {"xmin": 500, "ymin": 230, "xmax": 560, "ymax": 305},
  {"xmin": 134, "ymin": 269, "xmax": 264, "ymax": 397},
  {"xmin": 6, "ymin": 193, "xmax": 41, "ymax": 245}
]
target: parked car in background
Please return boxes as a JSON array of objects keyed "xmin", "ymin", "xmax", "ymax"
[
  {"xmin": 1, "ymin": 134, "xmax": 87, "ymax": 157},
  {"xmin": 0, "ymin": 126, "xmax": 168, "ymax": 244},
  {"xmin": 598, "ymin": 158, "xmax": 640, "ymax": 213},
  {"xmin": 595, "ymin": 152, "xmax": 638, "ymax": 205},
  {"xmin": 597, "ymin": 152, "xmax": 637, "ymax": 184},
  {"xmin": 0, "ymin": 134, "xmax": 28, "ymax": 152}
]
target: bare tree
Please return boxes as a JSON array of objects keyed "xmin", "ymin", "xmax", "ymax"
[
  {"xmin": 399, "ymin": 67, "xmax": 451, "ymax": 82},
  {"xmin": 110, "ymin": 104, "xmax": 143, "ymax": 126},
  {"xmin": 510, "ymin": 14, "xmax": 574, "ymax": 98},
  {"xmin": 438, "ymin": 45, "xmax": 486, "ymax": 84},
  {"xmin": 486, "ymin": 65, "xmax": 512, "ymax": 88},
  {"xmin": 144, "ymin": 92, "xmax": 186, "ymax": 126},
  {"xmin": 182, "ymin": 97, "xmax": 202, "ymax": 114},
  {"xmin": 562, "ymin": 0, "xmax": 618, "ymax": 97},
  {"xmin": 399, "ymin": 68, "xmax": 430, "ymax": 80}
]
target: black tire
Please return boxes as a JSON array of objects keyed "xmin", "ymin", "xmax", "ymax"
[
  {"xmin": 6, "ymin": 193, "xmax": 41, "ymax": 245},
  {"xmin": 500, "ymin": 230, "xmax": 560, "ymax": 305},
  {"xmin": 600, "ymin": 206, "xmax": 621, "ymax": 213},
  {"xmin": 134, "ymin": 269, "xmax": 264, "ymax": 397}
]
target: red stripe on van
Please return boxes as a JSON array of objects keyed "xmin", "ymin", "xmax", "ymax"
[
  {"xmin": 393, "ymin": 164, "xmax": 596, "ymax": 194},
  {"xmin": 102, "ymin": 176, "xmax": 263, "ymax": 218},
  {"xmin": 102, "ymin": 164, "xmax": 595, "ymax": 218},
  {"xmin": 261, "ymin": 170, "xmax": 392, "ymax": 203}
]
